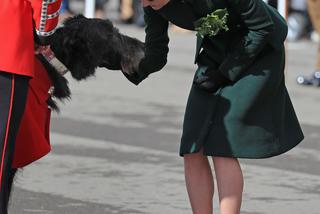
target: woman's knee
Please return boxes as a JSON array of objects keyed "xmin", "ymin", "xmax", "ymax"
[
  {"xmin": 212, "ymin": 156, "xmax": 238, "ymax": 162},
  {"xmin": 184, "ymin": 151, "xmax": 209, "ymax": 169},
  {"xmin": 212, "ymin": 156, "xmax": 240, "ymax": 169}
]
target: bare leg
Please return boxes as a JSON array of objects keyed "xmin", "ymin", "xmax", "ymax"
[
  {"xmin": 184, "ymin": 150, "xmax": 214, "ymax": 214},
  {"xmin": 212, "ymin": 157, "xmax": 243, "ymax": 214}
]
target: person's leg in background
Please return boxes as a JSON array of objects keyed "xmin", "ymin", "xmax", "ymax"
[
  {"xmin": 287, "ymin": 0, "xmax": 309, "ymax": 41},
  {"xmin": 307, "ymin": 0, "xmax": 320, "ymax": 70},
  {"xmin": 119, "ymin": 0, "xmax": 134, "ymax": 23},
  {"xmin": 133, "ymin": 0, "xmax": 145, "ymax": 27},
  {"xmin": 0, "ymin": 72, "xmax": 29, "ymax": 214},
  {"xmin": 59, "ymin": 0, "xmax": 74, "ymax": 23},
  {"xmin": 95, "ymin": 0, "xmax": 109, "ymax": 19},
  {"xmin": 296, "ymin": 0, "xmax": 320, "ymax": 86}
]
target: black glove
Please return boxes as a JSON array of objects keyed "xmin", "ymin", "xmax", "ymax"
[
  {"xmin": 33, "ymin": 27, "xmax": 55, "ymax": 46},
  {"xmin": 122, "ymin": 56, "xmax": 167, "ymax": 85},
  {"xmin": 122, "ymin": 69, "xmax": 149, "ymax": 86},
  {"xmin": 121, "ymin": 58, "xmax": 150, "ymax": 85},
  {"xmin": 194, "ymin": 68, "xmax": 230, "ymax": 93},
  {"xmin": 121, "ymin": 55, "xmax": 149, "ymax": 85}
]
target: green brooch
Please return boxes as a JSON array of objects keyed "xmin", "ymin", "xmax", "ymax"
[{"xmin": 195, "ymin": 8, "xmax": 229, "ymax": 38}]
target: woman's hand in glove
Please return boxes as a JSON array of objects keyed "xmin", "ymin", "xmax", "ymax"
[
  {"xmin": 194, "ymin": 68, "xmax": 230, "ymax": 93},
  {"xmin": 122, "ymin": 56, "xmax": 167, "ymax": 86},
  {"xmin": 122, "ymin": 69, "xmax": 149, "ymax": 86}
]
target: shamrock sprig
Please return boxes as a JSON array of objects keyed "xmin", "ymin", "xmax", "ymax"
[{"xmin": 195, "ymin": 8, "xmax": 229, "ymax": 38}]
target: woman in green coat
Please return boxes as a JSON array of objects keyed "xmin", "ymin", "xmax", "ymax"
[{"xmin": 126, "ymin": 0, "xmax": 304, "ymax": 213}]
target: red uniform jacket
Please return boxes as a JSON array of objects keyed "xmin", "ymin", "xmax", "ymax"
[
  {"xmin": 0, "ymin": 0, "xmax": 61, "ymax": 77},
  {"xmin": 0, "ymin": 0, "xmax": 61, "ymax": 168}
]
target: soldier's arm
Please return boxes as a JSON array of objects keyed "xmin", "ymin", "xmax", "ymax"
[{"xmin": 30, "ymin": 0, "xmax": 62, "ymax": 45}]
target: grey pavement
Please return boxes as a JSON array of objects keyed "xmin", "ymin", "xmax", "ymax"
[{"xmin": 10, "ymin": 6, "xmax": 320, "ymax": 214}]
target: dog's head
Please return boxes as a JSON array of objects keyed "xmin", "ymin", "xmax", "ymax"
[
  {"xmin": 51, "ymin": 15, "xmax": 145, "ymax": 80},
  {"xmin": 119, "ymin": 34, "xmax": 145, "ymax": 76}
]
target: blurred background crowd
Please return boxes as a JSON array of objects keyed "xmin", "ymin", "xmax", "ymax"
[
  {"xmin": 59, "ymin": 0, "xmax": 145, "ymax": 26},
  {"xmin": 58, "ymin": 0, "xmax": 320, "ymax": 86}
]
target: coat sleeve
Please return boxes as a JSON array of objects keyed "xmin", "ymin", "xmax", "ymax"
[
  {"xmin": 139, "ymin": 7, "xmax": 170, "ymax": 75},
  {"xmin": 30, "ymin": 0, "xmax": 62, "ymax": 44},
  {"xmin": 218, "ymin": 0, "xmax": 275, "ymax": 81},
  {"xmin": 156, "ymin": 0, "xmax": 198, "ymax": 30}
]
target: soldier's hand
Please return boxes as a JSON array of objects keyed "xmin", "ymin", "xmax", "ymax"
[{"xmin": 34, "ymin": 45, "xmax": 50, "ymax": 55}]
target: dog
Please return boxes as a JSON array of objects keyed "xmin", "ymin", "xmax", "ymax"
[
  {"xmin": 51, "ymin": 15, "xmax": 145, "ymax": 80},
  {"xmin": 39, "ymin": 15, "xmax": 145, "ymax": 109}
]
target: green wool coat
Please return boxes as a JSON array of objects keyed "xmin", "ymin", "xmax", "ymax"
[{"xmin": 140, "ymin": 0, "xmax": 304, "ymax": 158}]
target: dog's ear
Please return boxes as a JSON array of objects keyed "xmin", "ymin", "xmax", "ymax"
[{"xmin": 52, "ymin": 26, "xmax": 97, "ymax": 80}]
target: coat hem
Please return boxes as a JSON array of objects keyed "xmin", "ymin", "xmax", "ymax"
[{"xmin": 179, "ymin": 135, "xmax": 304, "ymax": 159}]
